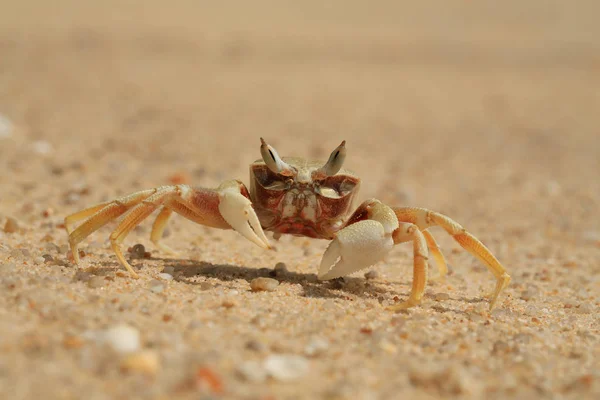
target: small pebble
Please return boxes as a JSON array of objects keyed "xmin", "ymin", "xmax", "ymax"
[
  {"xmin": 0, "ymin": 113, "xmax": 13, "ymax": 138},
  {"xmin": 245, "ymin": 339, "xmax": 266, "ymax": 352},
  {"xmin": 250, "ymin": 277, "xmax": 279, "ymax": 292},
  {"xmin": 42, "ymin": 254, "xmax": 54, "ymax": 263},
  {"xmin": 88, "ymin": 276, "xmax": 105, "ymax": 288},
  {"xmin": 162, "ymin": 266, "xmax": 175, "ymax": 275},
  {"xmin": 222, "ymin": 298, "xmax": 236, "ymax": 308},
  {"xmin": 33, "ymin": 256, "xmax": 45, "ymax": 265},
  {"xmin": 148, "ymin": 280, "xmax": 165, "ymax": 293},
  {"xmin": 273, "ymin": 262, "xmax": 288, "ymax": 276},
  {"xmin": 236, "ymin": 361, "xmax": 267, "ymax": 382},
  {"xmin": 434, "ymin": 292, "xmax": 450, "ymax": 301},
  {"xmin": 264, "ymin": 354, "xmax": 310, "ymax": 381},
  {"xmin": 130, "ymin": 244, "xmax": 146, "ymax": 259},
  {"xmin": 304, "ymin": 337, "xmax": 329, "ymax": 357},
  {"xmin": 32, "ymin": 140, "xmax": 53, "ymax": 154},
  {"xmin": 157, "ymin": 273, "xmax": 173, "ymax": 281},
  {"xmin": 364, "ymin": 270, "xmax": 380, "ymax": 279},
  {"xmin": 120, "ymin": 350, "xmax": 159, "ymax": 375},
  {"xmin": 3, "ymin": 217, "xmax": 19, "ymax": 233},
  {"xmin": 103, "ymin": 324, "xmax": 140, "ymax": 353}
]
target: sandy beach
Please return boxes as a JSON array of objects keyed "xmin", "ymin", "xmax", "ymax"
[{"xmin": 1, "ymin": 1, "xmax": 599, "ymax": 399}]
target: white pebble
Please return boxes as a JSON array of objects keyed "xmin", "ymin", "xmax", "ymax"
[
  {"xmin": 264, "ymin": 354, "xmax": 309, "ymax": 381},
  {"xmin": 103, "ymin": 324, "xmax": 140, "ymax": 353},
  {"xmin": 0, "ymin": 114, "xmax": 13, "ymax": 139},
  {"xmin": 304, "ymin": 337, "xmax": 329, "ymax": 357},
  {"xmin": 236, "ymin": 361, "xmax": 267, "ymax": 382},
  {"xmin": 157, "ymin": 273, "xmax": 173, "ymax": 281},
  {"xmin": 31, "ymin": 140, "xmax": 54, "ymax": 155},
  {"xmin": 250, "ymin": 277, "xmax": 279, "ymax": 292}
]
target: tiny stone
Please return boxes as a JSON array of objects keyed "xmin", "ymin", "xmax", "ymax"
[
  {"xmin": 0, "ymin": 113, "xmax": 13, "ymax": 138},
  {"xmin": 264, "ymin": 354, "xmax": 310, "ymax": 381},
  {"xmin": 42, "ymin": 254, "xmax": 54, "ymax": 263},
  {"xmin": 434, "ymin": 292, "xmax": 450, "ymax": 301},
  {"xmin": 250, "ymin": 277, "xmax": 279, "ymax": 292},
  {"xmin": 222, "ymin": 298, "xmax": 236, "ymax": 308},
  {"xmin": 157, "ymin": 273, "xmax": 173, "ymax": 281},
  {"xmin": 32, "ymin": 140, "xmax": 53, "ymax": 154},
  {"xmin": 304, "ymin": 337, "xmax": 330, "ymax": 357},
  {"xmin": 364, "ymin": 270, "xmax": 380, "ymax": 279},
  {"xmin": 162, "ymin": 266, "xmax": 175, "ymax": 275},
  {"xmin": 130, "ymin": 244, "xmax": 146, "ymax": 258},
  {"xmin": 3, "ymin": 217, "xmax": 19, "ymax": 233},
  {"xmin": 120, "ymin": 350, "xmax": 159, "ymax": 376},
  {"xmin": 273, "ymin": 262, "xmax": 288, "ymax": 276},
  {"xmin": 236, "ymin": 361, "xmax": 267, "ymax": 382},
  {"xmin": 88, "ymin": 276, "xmax": 105, "ymax": 288},
  {"xmin": 33, "ymin": 256, "xmax": 45, "ymax": 264},
  {"xmin": 103, "ymin": 324, "xmax": 140, "ymax": 353},
  {"xmin": 245, "ymin": 339, "xmax": 266, "ymax": 352},
  {"xmin": 148, "ymin": 280, "xmax": 165, "ymax": 293}
]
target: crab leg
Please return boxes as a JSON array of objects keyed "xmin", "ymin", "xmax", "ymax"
[
  {"xmin": 422, "ymin": 230, "xmax": 448, "ymax": 280},
  {"xmin": 65, "ymin": 181, "xmax": 270, "ymax": 277},
  {"xmin": 67, "ymin": 189, "xmax": 158, "ymax": 263},
  {"xmin": 393, "ymin": 207, "xmax": 511, "ymax": 309},
  {"xmin": 390, "ymin": 222, "xmax": 430, "ymax": 309}
]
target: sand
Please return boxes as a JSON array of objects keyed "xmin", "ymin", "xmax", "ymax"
[{"xmin": 0, "ymin": 1, "xmax": 599, "ymax": 399}]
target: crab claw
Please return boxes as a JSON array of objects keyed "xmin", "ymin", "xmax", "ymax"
[
  {"xmin": 218, "ymin": 188, "xmax": 271, "ymax": 249},
  {"xmin": 318, "ymin": 220, "xmax": 394, "ymax": 280}
]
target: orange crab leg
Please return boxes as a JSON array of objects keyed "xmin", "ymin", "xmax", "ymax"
[{"xmin": 393, "ymin": 207, "xmax": 511, "ymax": 309}]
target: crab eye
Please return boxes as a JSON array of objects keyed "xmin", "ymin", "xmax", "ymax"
[
  {"xmin": 319, "ymin": 140, "xmax": 346, "ymax": 176},
  {"xmin": 253, "ymin": 165, "xmax": 289, "ymax": 191},
  {"xmin": 318, "ymin": 176, "xmax": 358, "ymax": 199},
  {"xmin": 260, "ymin": 138, "xmax": 295, "ymax": 176}
]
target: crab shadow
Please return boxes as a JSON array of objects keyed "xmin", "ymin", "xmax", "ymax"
[{"xmin": 152, "ymin": 257, "xmax": 390, "ymax": 300}]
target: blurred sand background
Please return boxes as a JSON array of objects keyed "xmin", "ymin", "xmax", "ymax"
[{"xmin": 0, "ymin": 1, "xmax": 599, "ymax": 399}]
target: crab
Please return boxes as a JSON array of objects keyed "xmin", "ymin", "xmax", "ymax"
[{"xmin": 65, "ymin": 138, "xmax": 511, "ymax": 310}]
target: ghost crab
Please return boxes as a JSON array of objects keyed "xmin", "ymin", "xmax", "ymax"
[{"xmin": 65, "ymin": 138, "xmax": 511, "ymax": 310}]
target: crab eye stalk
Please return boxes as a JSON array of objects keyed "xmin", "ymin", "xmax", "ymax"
[
  {"xmin": 260, "ymin": 138, "xmax": 295, "ymax": 176},
  {"xmin": 319, "ymin": 140, "xmax": 346, "ymax": 176}
]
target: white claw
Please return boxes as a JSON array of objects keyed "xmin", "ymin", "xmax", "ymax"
[
  {"xmin": 318, "ymin": 220, "xmax": 394, "ymax": 280},
  {"xmin": 218, "ymin": 189, "xmax": 271, "ymax": 249}
]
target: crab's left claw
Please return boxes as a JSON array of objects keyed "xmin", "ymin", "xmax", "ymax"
[
  {"xmin": 318, "ymin": 220, "xmax": 394, "ymax": 280},
  {"xmin": 218, "ymin": 186, "xmax": 271, "ymax": 250}
]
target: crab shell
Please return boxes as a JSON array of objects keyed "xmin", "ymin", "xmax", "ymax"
[{"xmin": 249, "ymin": 157, "xmax": 361, "ymax": 239}]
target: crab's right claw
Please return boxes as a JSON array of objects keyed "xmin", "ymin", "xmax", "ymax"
[
  {"xmin": 218, "ymin": 188, "xmax": 271, "ymax": 249},
  {"xmin": 318, "ymin": 220, "xmax": 394, "ymax": 280}
]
